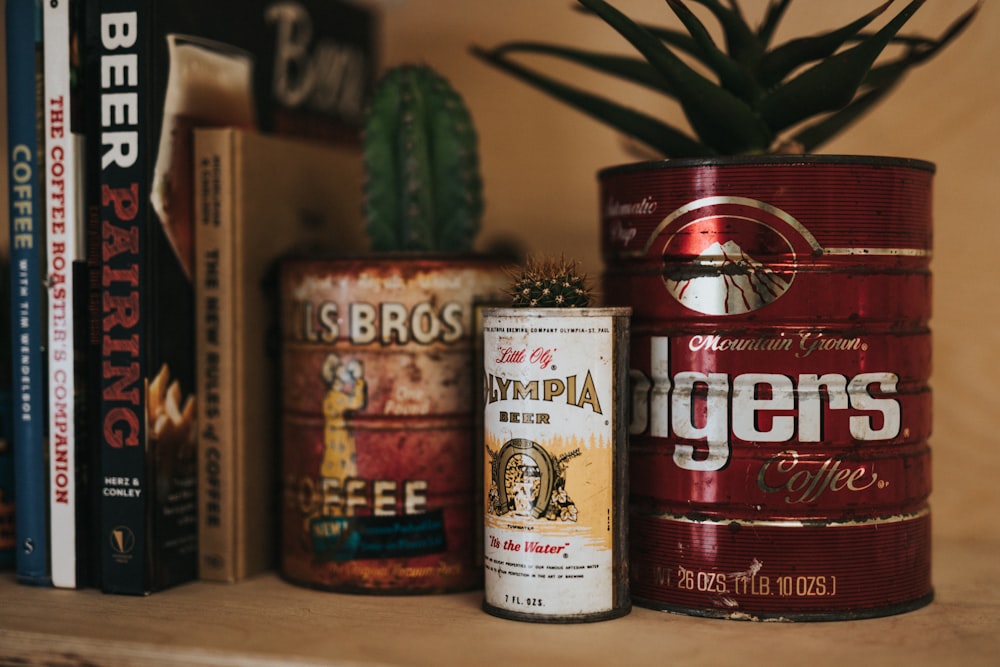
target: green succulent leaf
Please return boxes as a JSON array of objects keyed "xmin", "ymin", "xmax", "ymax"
[
  {"xmin": 687, "ymin": 0, "xmax": 763, "ymax": 65},
  {"xmin": 470, "ymin": 45, "xmax": 712, "ymax": 157},
  {"xmin": 793, "ymin": 3, "xmax": 980, "ymax": 151},
  {"xmin": 892, "ymin": 1, "xmax": 980, "ymax": 61},
  {"xmin": 576, "ymin": 0, "xmax": 771, "ymax": 154},
  {"xmin": 488, "ymin": 42, "xmax": 677, "ymax": 95},
  {"xmin": 756, "ymin": 0, "xmax": 791, "ymax": 48},
  {"xmin": 758, "ymin": 0, "xmax": 926, "ymax": 136},
  {"xmin": 851, "ymin": 0, "xmax": 980, "ymax": 51},
  {"xmin": 665, "ymin": 0, "xmax": 761, "ymax": 104},
  {"xmin": 725, "ymin": 0, "xmax": 746, "ymax": 22},
  {"xmin": 792, "ymin": 85, "xmax": 896, "ymax": 152},
  {"xmin": 572, "ymin": 5, "xmax": 703, "ymax": 58},
  {"xmin": 477, "ymin": 0, "xmax": 976, "ymax": 157},
  {"xmin": 757, "ymin": 1, "xmax": 892, "ymax": 89},
  {"xmin": 637, "ymin": 24, "xmax": 703, "ymax": 58}
]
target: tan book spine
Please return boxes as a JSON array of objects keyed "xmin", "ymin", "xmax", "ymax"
[
  {"xmin": 195, "ymin": 127, "xmax": 237, "ymax": 582},
  {"xmin": 195, "ymin": 126, "xmax": 366, "ymax": 582}
]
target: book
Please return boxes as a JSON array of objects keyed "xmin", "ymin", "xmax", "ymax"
[
  {"xmin": 84, "ymin": 0, "xmax": 376, "ymax": 594},
  {"xmin": 193, "ymin": 127, "xmax": 366, "ymax": 582},
  {"xmin": 44, "ymin": 0, "xmax": 88, "ymax": 589},
  {"xmin": 0, "ymin": 0, "xmax": 16, "ymax": 573},
  {"xmin": 0, "ymin": 256, "xmax": 13, "ymax": 571},
  {"xmin": 6, "ymin": 0, "xmax": 50, "ymax": 586}
]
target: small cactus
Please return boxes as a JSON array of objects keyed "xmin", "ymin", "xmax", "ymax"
[
  {"xmin": 363, "ymin": 64, "xmax": 483, "ymax": 252},
  {"xmin": 509, "ymin": 256, "xmax": 593, "ymax": 308}
]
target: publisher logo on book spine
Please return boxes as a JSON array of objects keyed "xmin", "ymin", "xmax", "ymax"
[
  {"xmin": 110, "ymin": 526, "xmax": 137, "ymax": 563},
  {"xmin": 649, "ymin": 197, "xmax": 820, "ymax": 316}
]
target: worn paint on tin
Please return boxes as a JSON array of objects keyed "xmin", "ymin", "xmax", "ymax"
[
  {"xmin": 600, "ymin": 156, "xmax": 934, "ymax": 620},
  {"xmin": 279, "ymin": 256, "xmax": 507, "ymax": 593},
  {"xmin": 482, "ymin": 307, "xmax": 631, "ymax": 622}
]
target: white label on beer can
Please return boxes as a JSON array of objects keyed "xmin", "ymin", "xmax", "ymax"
[{"xmin": 483, "ymin": 312, "xmax": 616, "ymax": 616}]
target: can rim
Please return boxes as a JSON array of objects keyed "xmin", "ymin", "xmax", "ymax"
[
  {"xmin": 280, "ymin": 251, "xmax": 516, "ymax": 267},
  {"xmin": 482, "ymin": 306, "xmax": 632, "ymax": 318},
  {"xmin": 598, "ymin": 154, "xmax": 936, "ymax": 178},
  {"xmin": 632, "ymin": 591, "xmax": 934, "ymax": 623}
]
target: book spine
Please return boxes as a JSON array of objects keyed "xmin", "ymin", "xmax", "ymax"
[
  {"xmin": 0, "ymin": 379, "xmax": 12, "ymax": 570},
  {"xmin": 6, "ymin": 0, "xmax": 51, "ymax": 586},
  {"xmin": 194, "ymin": 127, "xmax": 236, "ymax": 581},
  {"xmin": 0, "ymin": 257, "xmax": 12, "ymax": 570},
  {"xmin": 45, "ymin": 0, "xmax": 81, "ymax": 589},
  {"xmin": 68, "ymin": 0, "xmax": 93, "ymax": 589},
  {"xmin": 82, "ymin": 0, "xmax": 104, "ymax": 591},
  {"xmin": 93, "ymin": 1, "xmax": 150, "ymax": 595},
  {"xmin": 0, "ymin": 0, "xmax": 15, "ymax": 571}
]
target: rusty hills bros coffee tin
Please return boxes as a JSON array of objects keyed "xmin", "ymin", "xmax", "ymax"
[
  {"xmin": 279, "ymin": 256, "xmax": 507, "ymax": 593},
  {"xmin": 600, "ymin": 156, "xmax": 934, "ymax": 620}
]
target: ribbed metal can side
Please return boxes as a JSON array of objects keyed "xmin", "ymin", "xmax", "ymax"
[
  {"xmin": 600, "ymin": 157, "xmax": 933, "ymax": 620},
  {"xmin": 278, "ymin": 256, "xmax": 508, "ymax": 593}
]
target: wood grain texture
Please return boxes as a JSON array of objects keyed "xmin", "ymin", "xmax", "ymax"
[{"xmin": 1, "ymin": 535, "xmax": 998, "ymax": 666}]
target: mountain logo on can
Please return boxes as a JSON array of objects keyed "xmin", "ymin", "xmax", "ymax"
[{"xmin": 648, "ymin": 196, "xmax": 821, "ymax": 316}]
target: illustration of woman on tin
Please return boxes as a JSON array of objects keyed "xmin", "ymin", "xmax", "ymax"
[{"xmin": 320, "ymin": 354, "xmax": 367, "ymax": 489}]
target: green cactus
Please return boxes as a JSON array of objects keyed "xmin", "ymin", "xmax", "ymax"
[
  {"xmin": 363, "ymin": 64, "xmax": 483, "ymax": 252},
  {"xmin": 472, "ymin": 0, "xmax": 978, "ymax": 157},
  {"xmin": 510, "ymin": 256, "xmax": 593, "ymax": 308}
]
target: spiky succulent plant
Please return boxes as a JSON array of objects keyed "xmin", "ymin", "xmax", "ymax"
[
  {"xmin": 363, "ymin": 64, "xmax": 483, "ymax": 252},
  {"xmin": 509, "ymin": 256, "xmax": 593, "ymax": 308},
  {"xmin": 472, "ymin": 0, "xmax": 978, "ymax": 157}
]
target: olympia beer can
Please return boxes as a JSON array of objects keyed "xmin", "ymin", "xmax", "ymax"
[
  {"xmin": 601, "ymin": 156, "xmax": 934, "ymax": 620},
  {"xmin": 279, "ymin": 256, "xmax": 507, "ymax": 594},
  {"xmin": 482, "ymin": 307, "xmax": 631, "ymax": 622}
]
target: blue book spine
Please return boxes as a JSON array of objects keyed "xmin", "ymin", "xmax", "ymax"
[
  {"xmin": 0, "ymin": 257, "xmax": 12, "ymax": 569},
  {"xmin": 0, "ymin": 387, "xmax": 12, "ymax": 569},
  {"xmin": 6, "ymin": 0, "xmax": 50, "ymax": 585}
]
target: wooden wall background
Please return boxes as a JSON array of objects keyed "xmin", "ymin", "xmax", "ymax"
[
  {"xmin": 378, "ymin": 0, "xmax": 999, "ymax": 547},
  {"xmin": 0, "ymin": 0, "xmax": 995, "ymax": 553}
]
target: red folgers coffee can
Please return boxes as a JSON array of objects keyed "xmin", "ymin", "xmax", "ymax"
[
  {"xmin": 279, "ymin": 256, "xmax": 507, "ymax": 593},
  {"xmin": 600, "ymin": 156, "xmax": 934, "ymax": 620}
]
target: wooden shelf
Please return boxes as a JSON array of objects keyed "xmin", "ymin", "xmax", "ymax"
[
  {"xmin": 2, "ymin": 4, "xmax": 999, "ymax": 667},
  {"xmin": 1, "ymin": 535, "xmax": 997, "ymax": 666}
]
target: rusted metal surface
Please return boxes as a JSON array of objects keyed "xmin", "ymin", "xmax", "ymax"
[
  {"xmin": 481, "ymin": 307, "xmax": 631, "ymax": 622},
  {"xmin": 279, "ymin": 256, "xmax": 507, "ymax": 593},
  {"xmin": 600, "ymin": 156, "xmax": 934, "ymax": 620}
]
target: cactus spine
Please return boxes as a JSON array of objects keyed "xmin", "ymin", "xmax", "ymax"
[
  {"xmin": 363, "ymin": 64, "xmax": 483, "ymax": 252},
  {"xmin": 509, "ymin": 256, "xmax": 592, "ymax": 308}
]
